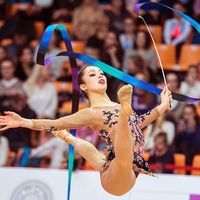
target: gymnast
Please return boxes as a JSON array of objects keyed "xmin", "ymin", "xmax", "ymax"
[{"xmin": 0, "ymin": 66, "xmax": 172, "ymax": 196}]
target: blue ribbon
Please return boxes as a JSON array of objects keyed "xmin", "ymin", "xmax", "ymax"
[{"xmin": 37, "ymin": 24, "xmax": 80, "ymax": 200}]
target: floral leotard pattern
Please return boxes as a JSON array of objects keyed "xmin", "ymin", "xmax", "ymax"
[{"xmin": 90, "ymin": 106, "xmax": 154, "ymax": 176}]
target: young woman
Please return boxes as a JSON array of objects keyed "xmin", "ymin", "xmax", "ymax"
[{"xmin": 0, "ymin": 66, "xmax": 172, "ymax": 196}]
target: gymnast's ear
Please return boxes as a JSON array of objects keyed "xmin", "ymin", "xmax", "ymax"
[{"xmin": 80, "ymin": 83, "xmax": 87, "ymax": 92}]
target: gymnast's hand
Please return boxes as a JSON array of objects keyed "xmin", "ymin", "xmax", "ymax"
[
  {"xmin": 0, "ymin": 111, "xmax": 24, "ymax": 131},
  {"xmin": 160, "ymin": 85, "xmax": 172, "ymax": 109}
]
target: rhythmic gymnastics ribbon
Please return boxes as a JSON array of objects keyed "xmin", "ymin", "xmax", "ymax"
[
  {"xmin": 37, "ymin": 24, "xmax": 200, "ymax": 103},
  {"xmin": 36, "ymin": 4, "xmax": 200, "ymax": 200},
  {"xmin": 37, "ymin": 24, "xmax": 80, "ymax": 200}
]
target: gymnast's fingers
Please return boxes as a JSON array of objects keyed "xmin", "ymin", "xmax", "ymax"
[
  {"xmin": 0, "ymin": 116, "xmax": 6, "ymax": 120},
  {"xmin": 0, "ymin": 120, "xmax": 7, "ymax": 126}
]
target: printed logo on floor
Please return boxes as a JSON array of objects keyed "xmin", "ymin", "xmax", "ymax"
[{"xmin": 11, "ymin": 180, "xmax": 53, "ymax": 200}]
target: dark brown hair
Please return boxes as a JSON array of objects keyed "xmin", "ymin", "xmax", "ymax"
[{"xmin": 78, "ymin": 65, "xmax": 89, "ymax": 98}]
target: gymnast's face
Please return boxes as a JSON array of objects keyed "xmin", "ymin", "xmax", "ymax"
[{"xmin": 80, "ymin": 66, "xmax": 107, "ymax": 96}]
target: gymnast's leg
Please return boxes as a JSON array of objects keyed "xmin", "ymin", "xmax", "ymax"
[
  {"xmin": 52, "ymin": 130, "xmax": 105, "ymax": 172},
  {"xmin": 101, "ymin": 85, "xmax": 136, "ymax": 196}
]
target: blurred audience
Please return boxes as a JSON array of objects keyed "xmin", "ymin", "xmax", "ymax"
[
  {"xmin": 124, "ymin": 30, "xmax": 157, "ymax": 74},
  {"xmin": 16, "ymin": 46, "xmax": 34, "ymax": 81},
  {"xmin": 132, "ymin": 72, "xmax": 157, "ymax": 116},
  {"xmin": 0, "ymin": 46, "xmax": 8, "ymax": 63},
  {"xmin": 52, "ymin": 0, "xmax": 82, "ymax": 22},
  {"xmin": 166, "ymin": 72, "xmax": 184, "ymax": 121},
  {"xmin": 163, "ymin": 1, "xmax": 191, "ymax": 59},
  {"xmin": 119, "ymin": 17, "xmax": 136, "ymax": 51},
  {"xmin": 180, "ymin": 65, "xmax": 200, "ymax": 99},
  {"xmin": 0, "ymin": 58, "xmax": 23, "ymax": 112},
  {"xmin": 174, "ymin": 104, "xmax": 200, "ymax": 165},
  {"xmin": 24, "ymin": 65, "xmax": 58, "ymax": 118},
  {"xmin": 72, "ymin": 0, "xmax": 105, "ymax": 41},
  {"xmin": 145, "ymin": 115, "xmax": 175, "ymax": 151},
  {"xmin": 100, "ymin": 30, "xmax": 124, "ymax": 101},
  {"xmin": 105, "ymin": 0, "xmax": 131, "ymax": 33},
  {"xmin": 149, "ymin": 132, "xmax": 174, "ymax": 174}
]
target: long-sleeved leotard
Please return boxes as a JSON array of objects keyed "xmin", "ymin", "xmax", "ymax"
[{"xmin": 31, "ymin": 104, "xmax": 160, "ymax": 175}]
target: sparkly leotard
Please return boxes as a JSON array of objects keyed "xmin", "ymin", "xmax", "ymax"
[
  {"xmin": 31, "ymin": 104, "xmax": 160, "ymax": 176},
  {"xmin": 89, "ymin": 104, "xmax": 159, "ymax": 176}
]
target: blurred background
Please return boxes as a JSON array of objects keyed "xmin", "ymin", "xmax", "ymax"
[{"xmin": 0, "ymin": 0, "xmax": 200, "ymax": 189}]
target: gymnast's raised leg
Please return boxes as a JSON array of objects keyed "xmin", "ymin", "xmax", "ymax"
[
  {"xmin": 100, "ymin": 84, "xmax": 136, "ymax": 196},
  {"xmin": 52, "ymin": 130, "xmax": 106, "ymax": 172}
]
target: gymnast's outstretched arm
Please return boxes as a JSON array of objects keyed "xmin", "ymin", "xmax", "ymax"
[{"xmin": 0, "ymin": 108, "xmax": 95, "ymax": 132}]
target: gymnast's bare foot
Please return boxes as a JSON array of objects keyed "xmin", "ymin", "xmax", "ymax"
[
  {"xmin": 52, "ymin": 130, "xmax": 73, "ymax": 144},
  {"xmin": 118, "ymin": 84, "xmax": 133, "ymax": 116}
]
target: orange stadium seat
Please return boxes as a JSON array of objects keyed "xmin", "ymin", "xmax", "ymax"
[
  {"xmin": 139, "ymin": 25, "xmax": 162, "ymax": 43},
  {"xmin": 60, "ymin": 41, "xmax": 85, "ymax": 53},
  {"xmin": 0, "ymin": 38, "xmax": 13, "ymax": 46},
  {"xmin": 84, "ymin": 160, "xmax": 96, "ymax": 170},
  {"xmin": 191, "ymin": 155, "xmax": 200, "ymax": 176},
  {"xmin": 30, "ymin": 39, "xmax": 39, "ymax": 48},
  {"xmin": 157, "ymin": 44, "xmax": 176, "ymax": 70},
  {"xmin": 53, "ymin": 81, "xmax": 72, "ymax": 93},
  {"xmin": 174, "ymin": 153, "xmax": 186, "ymax": 175},
  {"xmin": 34, "ymin": 21, "xmax": 45, "ymax": 38},
  {"xmin": 179, "ymin": 45, "xmax": 200, "ymax": 71},
  {"xmin": 143, "ymin": 151, "xmax": 150, "ymax": 161}
]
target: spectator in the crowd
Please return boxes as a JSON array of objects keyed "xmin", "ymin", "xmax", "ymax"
[
  {"xmin": 174, "ymin": 104, "xmax": 200, "ymax": 165},
  {"xmin": 193, "ymin": 0, "xmax": 200, "ymax": 18},
  {"xmin": 0, "ymin": 58, "xmax": 23, "ymax": 112},
  {"xmin": 51, "ymin": 0, "xmax": 82, "ymax": 22},
  {"xmin": 0, "ymin": 3, "xmax": 35, "ymax": 40},
  {"xmin": 124, "ymin": 53, "xmax": 157, "ymax": 83},
  {"xmin": 0, "ymin": 46, "xmax": 8, "ymax": 64},
  {"xmin": 145, "ymin": 115, "xmax": 175, "ymax": 151},
  {"xmin": 166, "ymin": 72, "xmax": 184, "ymax": 121},
  {"xmin": 180, "ymin": 64, "xmax": 200, "ymax": 99},
  {"xmin": 2, "ymin": 92, "xmax": 36, "ymax": 152},
  {"xmin": 119, "ymin": 17, "xmax": 136, "ymax": 51},
  {"xmin": 124, "ymin": 30, "xmax": 157, "ymax": 73},
  {"xmin": 72, "ymin": 0, "xmax": 105, "ymax": 41},
  {"xmin": 100, "ymin": 30, "xmax": 124, "ymax": 101},
  {"xmin": 132, "ymin": 72, "xmax": 157, "ymax": 115},
  {"xmin": 0, "ymin": 135, "xmax": 9, "ymax": 166},
  {"xmin": 6, "ymin": 31, "xmax": 31, "ymax": 62},
  {"xmin": 148, "ymin": 132, "xmax": 174, "ymax": 174},
  {"xmin": 163, "ymin": 1, "xmax": 191, "ymax": 59},
  {"xmin": 125, "ymin": 54, "xmax": 144, "ymax": 74},
  {"xmin": 16, "ymin": 47, "xmax": 34, "ymax": 81},
  {"xmin": 29, "ymin": 136, "xmax": 68, "ymax": 168},
  {"xmin": 31, "ymin": 0, "xmax": 54, "ymax": 25},
  {"xmin": 23, "ymin": 65, "xmax": 58, "ymax": 119},
  {"xmin": 105, "ymin": 0, "xmax": 131, "ymax": 33}
]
